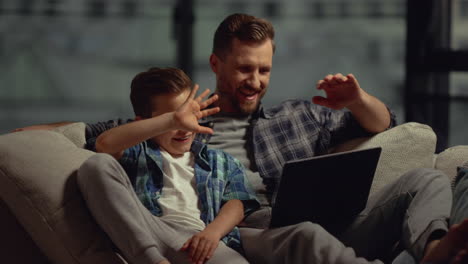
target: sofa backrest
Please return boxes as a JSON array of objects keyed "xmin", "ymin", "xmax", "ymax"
[{"xmin": 330, "ymin": 122, "xmax": 437, "ymax": 196}]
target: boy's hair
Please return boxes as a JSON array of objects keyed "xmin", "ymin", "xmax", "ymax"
[
  {"xmin": 213, "ymin": 13, "xmax": 275, "ymax": 59},
  {"xmin": 130, "ymin": 67, "xmax": 192, "ymax": 118}
]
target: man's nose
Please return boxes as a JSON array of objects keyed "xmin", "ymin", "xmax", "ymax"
[{"xmin": 246, "ymin": 71, "xmax": 261, "ymax": 89}]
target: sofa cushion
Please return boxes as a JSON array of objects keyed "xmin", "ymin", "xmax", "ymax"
[
  {"xmin": 52, "ymin": 122, "xmax": 87, "ymax": 148},
  {"xmin": 435, "ymin": 145, "xmax": 468, "ymax": 183},
  {"xmin": 0, "ymin": 123, "xmax": 126, "ymax": 264},
  {"xmin": 330, "ymin": 122, "xmax": 437, "ymax": 196}
]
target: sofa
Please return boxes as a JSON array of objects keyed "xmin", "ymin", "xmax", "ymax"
[{"xmin": 1, "ymin": 122, "xmax": 467, "ymax": 264}]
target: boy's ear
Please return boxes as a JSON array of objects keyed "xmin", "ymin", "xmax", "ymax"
[{"xmin": 209, "ymin": 53, "xmax": 218, "ymax": 74}]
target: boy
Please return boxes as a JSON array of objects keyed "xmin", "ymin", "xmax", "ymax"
[{"xmin": 77, "ymin": 67, "xmax": 259, "ymax": 264}]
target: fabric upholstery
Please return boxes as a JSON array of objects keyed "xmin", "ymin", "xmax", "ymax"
[
  {"xmin": 330, "ymin": 122, "xmax": 437, "ymax": 196},
  {"xmin": 0, "ymin": 124, "xmax": 126, "ymax": 264},
  {"xmin": 435, "ymin": 145, "xmax": 468, "ymax": 183}
]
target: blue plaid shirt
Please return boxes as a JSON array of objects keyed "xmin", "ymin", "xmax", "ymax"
[
  {"xmin": 196, "ymin": 99, "xmax": 397, "ymax": 197},
  {"xmin": 85, "ymin": 99, "xmax": 396, "ymax": 204},
  {"xmin": 86, "ymin": 138, "xmax": 259, "ymax": 252}
]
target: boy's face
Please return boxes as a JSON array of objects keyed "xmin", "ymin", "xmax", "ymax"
[{"xmin": 149, "ymin": 89, "xmax": 195, "ymax": 157}]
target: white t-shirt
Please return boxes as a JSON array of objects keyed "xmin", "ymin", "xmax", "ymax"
[{"xmin": 158, "ymin": 150, "xmax": 206, "ymax": 231}]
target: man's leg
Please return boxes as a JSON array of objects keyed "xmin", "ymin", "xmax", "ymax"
[
  {"xmin": 338, "ymin": 168, "xmax": 451, "ymax": 262},
  {"xmin": 205, "ymin": 242, "xmax": 249, "ymax": 264},
  {"xmin": 451, "ymin": 162, "xmax": 468, "ymax": 226},
  {"xmin": 78, "ymin": 153, "xmax": 176, "ymax": 264},
  {"xmin": 160, "ymin": 221, "xmax": 249, "ymax": 264},
  {"xmin": 392, "ymin": 164, "xmax": 468, "ymax": 264},
  {"xmin": 392, "ymin": 250, "xmax": 418, "ymax": 264},
  {"xmin": 419, "ymin": 162, "xmax": 468, "ymax": 264},
  {"xmin": 240, "ymin": 222, "xmax": 383, "ymax": 264}
]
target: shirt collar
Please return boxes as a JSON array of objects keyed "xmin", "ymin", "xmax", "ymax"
[
  {"xmin": 146, "ymin": 139, "xmax": 210, "ymax": 170},
  {"xmin": 190, "ymin": 140, "xmax": 211, "ymax": 170},
  {"xmin": 199, "ymin": 100, "xmax": 269, "ymax": 123}
]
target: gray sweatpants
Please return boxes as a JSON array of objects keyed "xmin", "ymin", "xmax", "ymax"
[
  {"xmin": 240, "ymin": 168, "xmax": 452, "ymax": 264},
  {"xmin": 77, "ymin": 153, "xmax": 248, "ymax": 264}
]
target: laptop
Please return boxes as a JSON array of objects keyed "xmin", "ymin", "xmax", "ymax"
[{"xmin": 269, "ymin": 147, "xmax": 382, "ymax": 236}]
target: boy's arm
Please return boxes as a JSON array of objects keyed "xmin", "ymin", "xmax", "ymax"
[
  {"xmin": 181, "ymin": 199, "xmax": 244, "ymax": 264},
  {"xmin": 181, "ymin": 152, "xmax": 260, "ymax": 264},
  {"xmin": 97, "ymin": 86, "xmax": 219, "ymax": 159},
  {"xmin": 95, "ymin": 112, "xmax": 175, "ymax": 159}
]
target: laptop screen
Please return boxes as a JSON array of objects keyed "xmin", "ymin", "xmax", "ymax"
[{"xmin": 269, "ymin": 147, "xmax": 382, "ymax": 236}]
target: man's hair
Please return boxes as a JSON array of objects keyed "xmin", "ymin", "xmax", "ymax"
[
  {"xmin": 130, "ymin": 67, "xmax": 192, "ymax": 118},
  {"xmin": 213, "ymin": 13, "xmax": 275, "ymax": 59}
]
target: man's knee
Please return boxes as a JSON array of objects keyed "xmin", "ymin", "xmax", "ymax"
[
  {"xmin": 289, "ymin": 221, "xmax": 328, "ymax": 243},
  {"xmin": 207, "ymin": 243, "xmax": 248, "ymax": 264},
  {"xmin": 400, "ymin": 168, "xmax": 450, "ymax": 190}
]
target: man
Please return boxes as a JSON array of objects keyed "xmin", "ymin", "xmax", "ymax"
[{"xmin": 15, "ymin": 13, "xmax": 468, "ymax": 264}]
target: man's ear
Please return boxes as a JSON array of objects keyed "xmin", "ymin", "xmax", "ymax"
[{"xmin": 209, "ymin": 53, "xmax": 218, "ymax": 74}]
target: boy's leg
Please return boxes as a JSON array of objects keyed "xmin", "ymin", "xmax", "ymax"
[
  {"xmin": 240, "ymin": 223, "xmax": 383, "ymax": 264},
  {"xmin": 77, "ymin": 153, "xmax": 172, "ymax": 264},
  {"xmin": 337, "ymin": 168, "xmax": 451, "ymax": 262},
  {"xmin": 78, "ymin": 153, "xmax": 249, "ymax": 264}
]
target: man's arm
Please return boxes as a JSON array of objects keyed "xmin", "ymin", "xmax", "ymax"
[
  {"xmin": 313, "ymin": 73, "xmax": 391, "ymax": 133},
  {"xmin": 12, "ymin": 121, "xmax": 75, "ymax": 132},
  {"xmin": 180, "ymin": 199, "xmax": 244, "ymax": 264}
]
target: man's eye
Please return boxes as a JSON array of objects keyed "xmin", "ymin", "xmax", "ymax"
[{"xmin": 239, "ymin": 66, "xmax": 252, "ymax": 73}]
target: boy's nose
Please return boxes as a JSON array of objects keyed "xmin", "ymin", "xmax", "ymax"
[{"xmin": 176, "ymin": 130, "xmax": 191, "ymax": 136}]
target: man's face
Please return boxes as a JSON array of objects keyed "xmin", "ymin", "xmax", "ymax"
[
  {"xmin": 145, "ymin": 90, "xmax": 195, "ymax": 157},
  {"xmin": 210, "ymin": 38, "xmax": 273, "ymax": 115}
]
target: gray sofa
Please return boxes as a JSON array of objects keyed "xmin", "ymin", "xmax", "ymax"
[{"xmin": 1, "ymin": 122, "xmax": 467, "ymax": 264}]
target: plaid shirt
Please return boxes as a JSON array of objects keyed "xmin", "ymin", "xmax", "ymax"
[
  {"xmin": 86, "ymin": 138, "xmax": 259, "ymax": 252},
  {"xmin": 85, "ymin": 99, "xmax": 396, "ymax": 204},
  {"xmin": 196, "ymin": 99, "xmax": 397, "ymax": 197}
]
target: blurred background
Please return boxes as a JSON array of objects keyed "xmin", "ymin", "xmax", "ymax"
[{"xmin": 0, "ymin": 0, "xmax": 467, "ymax": 152}]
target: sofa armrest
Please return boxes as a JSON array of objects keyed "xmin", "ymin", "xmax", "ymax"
[
  {"xmin": 0, "ymin": 128, "xmax": 127, "ymax": 264},
  {"xmin": 331, "ymin": 122, "xmax": 436, "ymax": 196}
]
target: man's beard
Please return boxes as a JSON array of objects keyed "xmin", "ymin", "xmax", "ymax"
[
  {"xmin": 216, "ymin": 79, "xmax": 263, "ymax": 115},
  {"xmin": 236, "ymin": 97, "xmax": 260, "ymax": 115}
]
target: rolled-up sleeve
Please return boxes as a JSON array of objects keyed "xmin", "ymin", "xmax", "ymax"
[
  {"xmin": 222, "ymin": 155, "xmax": 260, "ymax": 215},
  {"xmin": 321, "ymin": 105, "xmax": 397, "ymax": 147}
]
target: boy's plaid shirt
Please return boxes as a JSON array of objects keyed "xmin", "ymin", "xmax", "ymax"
[{"xmin": 86, "ymin": 138, "xmax": 259, "ymax": 252}]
